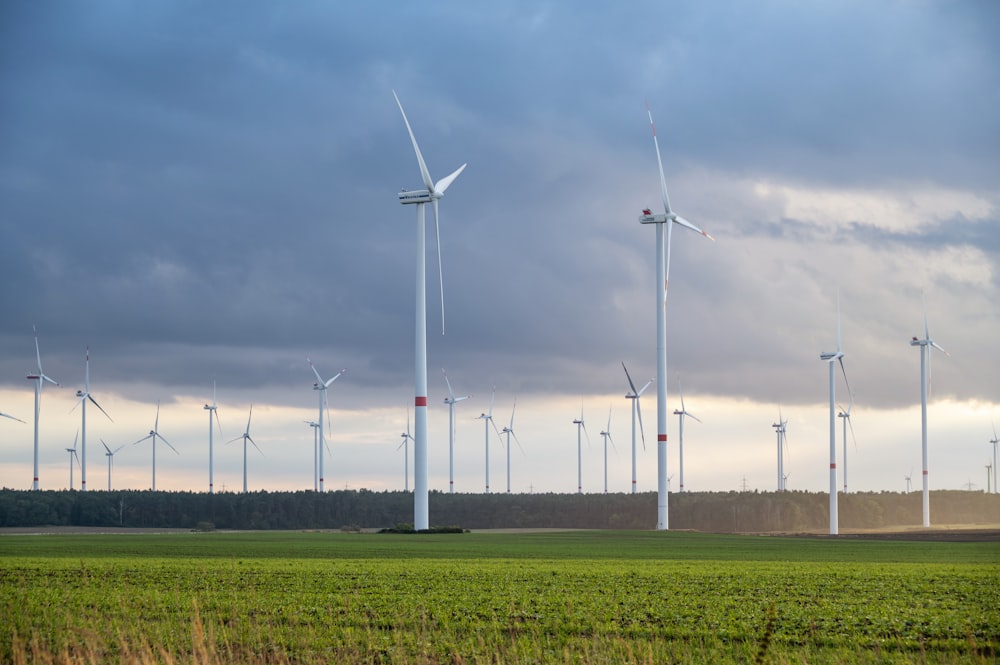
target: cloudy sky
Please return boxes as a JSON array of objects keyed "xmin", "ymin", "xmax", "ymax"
[{"xmin": 1, "ymin": 2, "xmax": 997, "ymax": 502}]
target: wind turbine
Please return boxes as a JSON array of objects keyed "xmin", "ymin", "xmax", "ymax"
[
  {"xmin": 397, "ymin": 408, "xmax": 414, "ymax": 492},
  {"xmin": 905, "ymin": 470, "xmax": 913, "ymax": 493},
  {"xmin": 304, "ymin": 421, "xmax": 320, "ymax": 491},
  {"xmin": 476, "ymin": 386, "xmax": 501, "ymax": 494},
  {"xmin": 638, "ymin": 103, "xmax": 714, "ymax": 530},
  {"xmin": 26, "ymin": 325, "xmax": 59, "ymax": 490},
  {"xmin": 989, "ymin": 423, "xmax": 998, "ymax": 495},
  {"xmin": 771, "ymin": 410, "xmax": 787, "ymax": 492},
  {"xmin": 673, "ymin": 378, "xmax": 701, "ymax": 494},
  {"xmin": 100, "ymin": 439, "xmax": 124, "ymax": 491},
  {"xmin": 599, "ymin": 407, "xmax": 616, "ymax": 494},
  {"xmin": 203, "ymin": 380, "xmax": 222, "ymax": 494},
  {"xmin": 307, "ymin": 357, "xmax": 344, "ymax": 493},
  {"xmin": 622, "ymin": 363, "xmax": 652, "ymax": 495},
  {"xmin": 500, "ymin": 398, "xmax": 523, "ymax": 494},
  {"xmin": 572, "ymin": 403, "xmax": 590, "ymax": 494},
  {"xmin": 837, "ymin": 401, "xmax": 857, "ymax": 494},
  {"xmin": 65, "ymin": 431, "xmax": 80, "ymax": 490},
  {"xmin": 131, "ymin": 401, "xmax": 177, "ymax": 491},
  {"xmin": 393, "ymin": 90, "xmax": 466, "ymax": 530},
  {"xmin": 909, "ymin": 298, "xmax": 948, "ymax": 527},
  {"xmin": 72, "ymin": 347, "xmax": 113, "ymax": 492},
  {"xmin": 820, "ymin": 297, "xmax": 851, "ymax": 535},
  {"xmin": 442, "ymin": 369, "xmax": 470, "ymax": 494},
  {"xmin": 228, "ymin": 405, "xmax": 261, "ymax": 494}
]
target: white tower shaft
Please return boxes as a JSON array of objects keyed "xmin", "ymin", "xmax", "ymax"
[
  {"xmin": 655, "ymin": 222, "xmax": 669, "ymax": 530},
  {"xmin": 920, "ymin": 344, "xmax": 930, "ymax": 527},
  {"xmin": 413, "ymin": 204, "xmax": 429, "ymax": 530},
  {"xmin": 828, "ymin": 361, "xmax": 838, "ymax": 535}
]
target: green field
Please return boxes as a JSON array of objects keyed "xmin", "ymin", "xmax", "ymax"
[{"xmin": 0, "ymin": 530, "xmax": 997, "ymax": 664}]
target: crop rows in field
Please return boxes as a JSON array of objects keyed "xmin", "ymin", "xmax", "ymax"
[{"xmin": 1, "ymin": 531, "xmax": 997, "ymax": 664}]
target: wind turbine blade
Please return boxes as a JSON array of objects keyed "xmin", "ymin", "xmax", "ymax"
[
  {"xmin": 245, "ymin": 404, "xmax": 253, "ymax": 433},
  {"xmin": 638, "ymin": 379, "xmax": 653, "ymax": 397},
  {"xmin": 442, "ymin": 369, "xmax": 456, "ymax": 400},
  {"xmin": 509, "ymin": 397, "xmax": 517, "ymax": 429},
  {"xmin": 678, "ymin": 378, "xmax": 686, "ymax": 414},
  {"xmin": 161, "ymin": 436, "xmax": 180, "ymax": 455},
  {"xmin": 132, "ymin": 434, "xmax": 154, "ymax": 446},
  {"xmin": 673, "ymin": 215, "xmax": 714, "ymax": 240},
  {"xmin": 622, "ymin": 362, "xmax": 638, "ymax": 395},
  {"xmin": 847, "ymin": 414, "xmax": 858, "ymax": 452},
  {"xmin": 837, "ymin": 358, "xmax": 852, "ymax": 399},
  {"xmin": 930, "ymin": 340, "xmax": 949, "ymax": 356},
  {"xmin": 248, "ymin": 436, "xmax": 263, "ymax": 456},
  {"xmin": 435, "ymin": 163, "xmax": 466, "ymax": 194},
  {"xmin": 582, "ymin": 422, "xmax": 592, "ymax": 449},
  {"xmin": 488, "ymin": 386, "xmax": 496, "ymax": 418},
  {"xmin": 688, "ymin": 411, "xmax": 703, "ymax": 424},
  {"xmin": 512, "ymin": 430, "xmax": 525, "ymax": 456},
  {"xmin": 0, "ymin": 411, "xmax": 25, "ymax": 423},
  {"xmin": 646, "ymin": 102, "xmax": 673, "ymax": 215},
  {"xmin": 324, "ymin": 369, "xmax": 345, "ymax": 388},
  {"xmin": 214, "ymin": 409, "xmax": 223, "ymax": 438},
  {"xmin": 392, "ymin": 90, "xmax": 435, "ymax": 192},
  {"xmin": 636, "ymin": 395, "xmax": 646, "ymax": 451},
  {"xmin": 89, "ymin": 394, "xmax": 113, "ymax": 422},
  {"xmin": 433, "ymin": 198, "xmax": 445, "ymax": 335},
  {"xmin": 101, "ymin": 439, "xmax": 112, "ymax": 455},
  {"xmin": 307, "ymin": 357, "xmax": 324, "ymax": 385},
  {"xmin": 491, "ymin": 419, "xmax": 503, "ymax": 440}
]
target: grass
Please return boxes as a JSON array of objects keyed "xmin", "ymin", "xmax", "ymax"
[{"xmin": 1, "ymin": 530, "xmax": 997, "ymax": 663}]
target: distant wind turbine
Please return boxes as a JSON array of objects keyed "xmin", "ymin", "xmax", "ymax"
[
  {"xmin": 393, "ymin": 90, "xmax": 466, "ymax": 531},
  {"xmin": 307, "ymin": 357, "xmax": 344, "ymax": 493},
  {"xmin": 837, "ymin": 401, "xmax": 857, "ymax": 494},
  {"xmin": 500, "ymin": 398, "xmax": 523, "ymax": 494},
  {"xmin": 228, "ymin": 405, "xmax": 262, "ymax": 494},
  {"xmin": 477, "ymin": 386, "xmax": 501, "ymax": 494},
  {"xmin": 622, "ymin": 363, "xmax": 652, "ymax": 495},
  {"xmin": 72, "ymin": 348, "xmax": 113, "ymax": 492},
  {"xmin": 101, "ymin": 439, "xmax": 124, "ymax": 491},
  {"xmin": 989, "ymin": 423, "xmax": 998, "ymax": 495},
  {"xmin": 132, "ymin": 401, "xmax": 177, "ymax": 491},
  {"xmin": 65, "ymin": 431, "xmax": 80, "ymax": 490},
  {"xmin": 673, "ymin": 378, "xmax": 701, "ymax": 493},
  {"xmin": 572, "ymin": 403, "xmax": 590, "ymax": 495},
  {"xmin": 442, "ymin": 369, "xmax": 470, "ymax": 494},
  {"xmin": 820, "ymin": 297, "xmax": 851, "ymax": 535},
  {"xmin": 772, "ymin": 410, "xmax": 787, "ymax": 492},
  {"xmin": 905, "ymin": 470, "xmax": 913, "ymax": 493},
  {"xmin": 599, "ymin": 407, "xmax": 616, "ymax": 494},
  {"xmin": 26, "ymin": 325, "xmax": 59, "ymax": 491},
  {"xmin": 639, "ymin": 103, "xmax": 714, "ymax": 530},
  {"xmin": 397, "ymin": 408, "xmax": 414, "ymax": 492},
  {"xmin": 909, "ymin": 297, "xmax": 948, "ymax": 527},
  {"xmin": 203, "ymin": 380, "xmax": 222, "ymax": 494}
]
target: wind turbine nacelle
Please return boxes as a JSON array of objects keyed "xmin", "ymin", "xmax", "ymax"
[
  {"xmin": 398, "ymin": 189, "xmax": 437, "ymax": 205},
  {"xmin": 639, "ymin": 211, "xmax": 670, "ymax": 224},
  {"xmin": 819, "ymin": 352, "xmax": 841, "ymax": 361}
]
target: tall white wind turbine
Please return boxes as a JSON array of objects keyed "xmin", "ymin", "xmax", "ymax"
[
  {"xmin": 72, "ymin": 347, "xmax": 113, "ymax": 492},
  {"xmin": 599, "ymin": 407, "xmax": 616, "ymax": 494},
  {"xmin": 394, "ymin": 90, "xmax": 466, "ymax": 530},
  {"xmin": 990, "ymin": 423, "xmax": 998, "ymax": 495},
  {"xmin": 442, "ymin": 369, "xmax": 470, "ymax": 494},
  {"xmin": 203, "ymin": 380, "xmax": 222, "ymax": 494},
  {"xmin": 26, "ymin": 325, "xmax": 59, "ymax": 490},
  {"xmin": 837, "ymin": 402, "xmax": 857, "ymax": 494},
  {"xmin": 307, "ymin": 357, "xmax": 344, "ymax": 493},
  {"xmin": 65, "ymin": 431, "xmax": 80, "ymax": 490},
  {"xmin": 500, "ymin": 398, "xmax": 523, "ymax": 494},
  {"xmin": 909, "ymin": 298, "xmax": 947, "ymax": 527},
  {"xmin": 673, "ymin": 379, "xmax": 702, "ymax": 493},
  {"xmin": 477, "ymin": 386, "xmax": 500, "ymax": 494},
  {"xmin": 228, "ymin": 405, "xmax": 261, "ymax": 494},
  {"xmin": 820, "ymin": 298, "xmax": 851, "ymax": 535},
  {"xmin": 397, "ymin": 408, "xmax": 414, "ymax": 492},
  {"xmin": 572, "ymin": 403, "xmax": 590, "ymax": 494},
  {"xmin": 771, "ymin": 410, "xmax": 787, "ymax": 491},
  {"xmin": 132, "ymin": 401, "xmax": 178, "ymax": 491},
  {"xmin": 622, "ymin": 363, "xmax": 652, "ymax": 495},
  {"xmin": 101, "ymin": 439, "xmax": 124, "ymax": 491},
  {"xmin": 638, "ymin": 104, "xmax": 713, "ymax": 530}
]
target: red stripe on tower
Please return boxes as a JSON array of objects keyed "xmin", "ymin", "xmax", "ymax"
[
  {"xmin": 658, "ymin": 434, "xmax": 667, "ymax": 442},
  {"xmin": 415, "ymin": 396, "xmax": 427, "ymax": 407}
]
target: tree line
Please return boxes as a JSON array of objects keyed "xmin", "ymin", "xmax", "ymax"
[{"xmin": 0, "ymin": 488, "xmax": 997, "ymax": 532}]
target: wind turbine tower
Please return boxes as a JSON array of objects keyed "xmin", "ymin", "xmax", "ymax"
[
  {"xmin": 910, "ymin": 299, "xmax": 947, "ymax": 527},
  {"xmin": 73, "ymin": 348, "xmax": 113, "ymax": 492},
  {"xmin": 838, "ymin": 404, "xmax": 856, "ymax": 494},
  {"xmin": 65, "ymin": 432, "xmax": 79, "ymax": 490},
  {"xmin": 305, "ymin": 421, "xmax": 320, "ymax": 490},
  {"xmin": 477, "ymin": 386, "xmax": 499, "ymax": 494},
  {"xmin": 772, "ymin": 412, "xmax": 787, "ymax": 491},
  {"xmin": 990, "ymin": 424, "xmax": 998, "ymax": 495},
  {"xmin": 599, "ymin": 407, "xmax": 616, "ymax": 494},
  {"xmin": 572, "ymin": 404, "xmax": 589, "ymax": 494},
  {"xmin": 622, "ymin": 363, "xmax": 652, "ymax": 494},
  {"xmin": 26, "ymin": 326, "xmax": 59, "ymax": 490},
  {"xmin": 394, "ymin": 91, "xmax": 466, "ymax": 531},
  {"xmin": 442, "ymin": 369, "xmax": 470, "ymax": 494},
  {"xmin": 820, "ymin": 299, "xmax": 851, "ymax": 535},
  {"xmin": 203, "ymin": 381, "xmax": 222, "ymax": 494},
  {"xmin": 638, "ymin": 104, "xmax": 714, "ymax": 530},
  {"xmin": 307, "ymin": 358, "xmax": 344, "ymax": 493},
  {"xmin": 673, "ymin": 379, "xmax": 701, "ymax": 493}
]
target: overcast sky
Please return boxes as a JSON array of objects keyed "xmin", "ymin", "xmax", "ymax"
[{"xmin": 1, "ymin": 2, "xmax": 998, "ymax": 502}]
